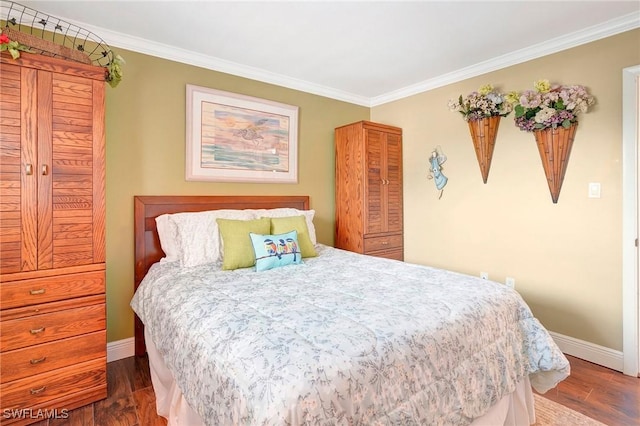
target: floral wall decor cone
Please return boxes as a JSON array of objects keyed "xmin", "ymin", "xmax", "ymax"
[
  {"xmin": 534, "ymin": 123, "xmax": 577, "ymax": 203},
  {"xmin": 448, "ymin": 84, "xmax": 512, "ymax": 183},
  {"xmin": 468, "ymin": 116, "xmax": 501, "ymax": 183},
  {"xmin": 507, "ymin": 79, "xmax": 596, "ymax": 202}
]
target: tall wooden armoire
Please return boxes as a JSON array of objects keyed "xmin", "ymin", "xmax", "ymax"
[
  {"xmin": 0, "ymin": 51, "xmax": 107, "ymax": 424},
  {"xmin": 335, "ymin": 120, "xmax": 403, "ymax": 261}
]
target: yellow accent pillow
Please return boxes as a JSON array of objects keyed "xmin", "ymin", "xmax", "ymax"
[
  {"xmin": 269, "ymin": 215, "xmax": 317, "ymax": 258},
  {"xmin": 217, "ymin": 217, "xmax": 271, "ymax": 270}
]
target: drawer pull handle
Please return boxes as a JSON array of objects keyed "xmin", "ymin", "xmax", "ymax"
[
  {"xmin": 381, "ymin": 241, "xmax": 388, "ymax": 245},
  {"xmin": 30, "ymin": 356, "xmax": 47, "ymax": 365},
  {"xmin": 29, "ymin": 288, "xmax": 46, "ymax": 295},
  {"xmin": 30, "ymin": 386, "xmax": 46, "ymax": 395},
  {"xmin": 30, "ymin": 327, "xmax": 45, "ymax": 335}
]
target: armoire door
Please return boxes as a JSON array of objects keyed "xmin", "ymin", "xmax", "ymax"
[
  {"xmin": 364, "ymin": 128, "xmax": 402, "ymax": 235},
  {"xmin": 0, "ymin": 62, "xmax": 105, "ymax": 275},
  {"xmin": 45, "ymin": 71, "xmax": 106, "ymax": 270},
  {"xmin": 0, "ymin": 63, "xmax": 38, "ymax": 274},
  {"xmin": 385, "ymin": 131, "xmax": 403, "ymax": 234},
  {"xmin": 365, "ymin": 128, "xmax": 384, "ymax": 235}
]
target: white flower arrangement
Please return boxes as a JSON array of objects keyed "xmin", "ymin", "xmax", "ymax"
[{"xmin": 448, "ymin": 84, "xmax": 513, "ymax": 122}]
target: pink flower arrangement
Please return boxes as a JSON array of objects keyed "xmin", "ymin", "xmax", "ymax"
[{"xmin": 507, "ymin": 79, "xmax": 595, "ymax": 132}]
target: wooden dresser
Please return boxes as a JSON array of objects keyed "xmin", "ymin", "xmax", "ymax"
[
  {"xmin": 0, "ymin": 52, "xmax": 107, "ymax": 425},
  {"xmin": 335, "ymin": 120, "xmax": 403, "ymax": 260}
]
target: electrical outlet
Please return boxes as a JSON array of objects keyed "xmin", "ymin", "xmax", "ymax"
[
  {"xmin": 506, "ymin": 277, "xmax": 515, "ymax": 288},
  {"xmin": 480, "ymin": 272, "xmax": 489, "ymax": 280}
]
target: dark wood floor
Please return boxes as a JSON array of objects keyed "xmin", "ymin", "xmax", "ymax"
[
  {"xmin": 26, "ymin": 354, "xmax": 639, "ymax": 426},
  {"xmin": 535, "ymin": 355, "xmax": 640, "ymax": 425}
]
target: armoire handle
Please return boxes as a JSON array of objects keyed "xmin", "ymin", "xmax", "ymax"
[
  {"xmin": 25, "ymin": 163, "xmax": 33, "ymax": 175},
  {"xmin": 30, "ymin": 356, "xmax": 47, "ymax": 365},
  {"xmin": 30, "ymin": 386, "xmax": 46, "ymax": 395},
  {"xmin": 41, "ymin": 164, "xmax": 48, "ymax": 175}
]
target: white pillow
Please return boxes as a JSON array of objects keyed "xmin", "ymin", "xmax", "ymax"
[
  {"xmin": 165, "ymin": 209, "xmax": 257, "ymax": 267},
  {"xmin": 155, "ymin": 214, "xmax": 180, "ymax": 263},
  {"xmin": 249, "ymin": 208, "xmax": 317, "ymax": 245}
]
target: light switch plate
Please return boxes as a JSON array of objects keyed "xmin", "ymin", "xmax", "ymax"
[{"xmin": 588, "ymin": 182, "xmax": 601, "ymax": 198}]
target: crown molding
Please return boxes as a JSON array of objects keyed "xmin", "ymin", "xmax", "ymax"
[
  {"xmin": 41, "ymin": 11, "xmax": 639, "ymax": 108},
  {"xmin": 370, "ymin": 11, "xmax": 640, "ymax": 106},
  {"xmin": 59, "ymin": 18, "xmax": 371, "ymax": 107}
]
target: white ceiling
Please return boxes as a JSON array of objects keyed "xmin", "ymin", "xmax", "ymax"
[{"xmin": 7, "ymin": 1, "xmax": 640, "ymax": 106}]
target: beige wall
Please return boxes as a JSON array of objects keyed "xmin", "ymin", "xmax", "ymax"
[
  {"xmin": 372, "ymin": 29, "xmax": 640, "ymax": 350},
  {"xmin": 106, "ymin": 29, "xmax": 639, "ymax": 349},
  {"xmin": 105, "ymin": 50, "xmax": 369, "ymax": 342}
]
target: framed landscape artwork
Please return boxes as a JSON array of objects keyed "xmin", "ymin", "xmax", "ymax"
[{"xmin": 186, "ymin": 85, "xmax": 299, "ymax": 183}]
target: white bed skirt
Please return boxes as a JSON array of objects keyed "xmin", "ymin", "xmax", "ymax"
[{"xmin": 145, "ymin": 329, "xmax": 536, "ymax": 426}]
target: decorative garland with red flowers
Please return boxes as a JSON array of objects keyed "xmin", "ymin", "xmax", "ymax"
[
  {"xmin": 0, "ymin": 32, "xmax": 31, "ymax": 59},
  {"xmin": 0, "ymin": 31, "xmax": 124, "ymax": 88}
]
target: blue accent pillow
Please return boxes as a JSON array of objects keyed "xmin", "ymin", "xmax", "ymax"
[{"xmin": 250, "ymin": 230, "xmax": 303, "ymax": 272}]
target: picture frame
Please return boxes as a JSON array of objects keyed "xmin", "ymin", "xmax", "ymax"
[{"xmin": 186, "ymin": 84, "xmax": 299, "ymax": 183}]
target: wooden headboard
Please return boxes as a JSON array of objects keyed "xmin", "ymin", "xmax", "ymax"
[{"xmin": 133, "ymin": 195, "xmax": 310, "ymax": 355}]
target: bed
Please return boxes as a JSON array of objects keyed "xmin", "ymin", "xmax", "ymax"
[{"xmin": 131, "ymin": 195, "xmax": 570, "ymax": 426}]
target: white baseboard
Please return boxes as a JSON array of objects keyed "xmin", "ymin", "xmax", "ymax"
[
  {"xmin": 106, "ymin": 337, "xmax": 135, "ymax": 362},
  {"xmin": 105, "ymin": 332, "xmax": 625, "ymax": 372},
  {"xmin": 549, "ymin": 331, "xmax": 624, "ymax": 372}
]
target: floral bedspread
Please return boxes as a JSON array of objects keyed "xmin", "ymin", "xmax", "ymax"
[{"xmin": 131, "ymin": 245, "xmax": 569, "ymax": 425}]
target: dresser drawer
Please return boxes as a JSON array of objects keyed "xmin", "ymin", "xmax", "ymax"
[
  {"xmin": 369, "ymin": 249, "xmax": 404, "ymax": 261},
  {"xmin": 0, "ymin": 271, "xmax": 105, "ymax": 310},
  {"xmin": 364, "ymin": 234, "xmax": 403, "ymax": 253},
  {"xmin": 0, "ymin": 331, "xmax": 106, "ymax": 383},
  {"xmin": 0, "ymin": 358, "xmax": 106, "ymax": 411},
  {"xmin": 0, "ymin": 295, "xmax": 104, "ymax": 322},
  {"xmin": 0, "ymin": 304, "xmax": 105, "ymax": 352}
]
